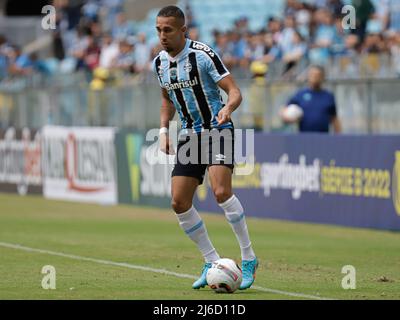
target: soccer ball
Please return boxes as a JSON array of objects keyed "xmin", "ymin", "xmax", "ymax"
[
  {"xmin": 284, "ymin": 104, "xmax": 304, "ymax": 122},
  {"xmin": 206, "ymin": 258, "xmax": 242, "ymax": 293}
]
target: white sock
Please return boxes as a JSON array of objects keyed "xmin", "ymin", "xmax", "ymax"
[
  {"xmin": 219, "ymin": 195, "xmax": 256, "ymax": 261},
  {"xmin": 176, "ymin": 206, "xmax": 220, "ymax": 263}
]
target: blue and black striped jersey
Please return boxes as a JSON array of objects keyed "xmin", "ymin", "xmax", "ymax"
[{"xmin": 152, "ymin": 39, "xmax": 233, "ymax": 133}]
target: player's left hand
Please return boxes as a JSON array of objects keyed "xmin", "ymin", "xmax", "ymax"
[{"xmin": 216, "ymin": 107, "xmax": 232, "ymax": 125}]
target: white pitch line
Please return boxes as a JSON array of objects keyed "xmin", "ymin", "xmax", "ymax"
[{"xmin": 0, "ymin": 242, "xmax": 333, "ymax": 300}]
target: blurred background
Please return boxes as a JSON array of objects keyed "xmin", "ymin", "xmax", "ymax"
[{"xmin": 0, "ymin": 0, "xmax": 399, "ymax": 133}]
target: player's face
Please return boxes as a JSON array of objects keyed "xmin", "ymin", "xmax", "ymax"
[{"xmin": 156, "ymin": 16, "xmax": 186, "ymax": 53}]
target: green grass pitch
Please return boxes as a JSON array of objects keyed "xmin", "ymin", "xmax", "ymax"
[{"xmin": 0, "ymin": 193, "xmax": 399, "ymax": 300}]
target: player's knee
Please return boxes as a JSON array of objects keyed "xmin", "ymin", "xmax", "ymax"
[
  {"xmin": 171, "ymin": 198, "xmax": 192, "ymax": 214},
  {"xmin": 213, "ymin": 187, "xmax": 232, "ymax": 204}
]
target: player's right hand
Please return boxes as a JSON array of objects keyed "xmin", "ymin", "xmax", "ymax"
[{"xmin": 159, "ymin": 133, "xmax": 175, "ymax": 155}]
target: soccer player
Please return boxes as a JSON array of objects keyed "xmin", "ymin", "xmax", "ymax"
[{"xmin": 152, "ymin": 6, "xmax": 258, "ymax": 290}]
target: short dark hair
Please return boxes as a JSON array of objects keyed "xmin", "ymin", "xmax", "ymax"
[{"xmin": 157, "ymin": 5, "xmax": 185, "ymax": 24}]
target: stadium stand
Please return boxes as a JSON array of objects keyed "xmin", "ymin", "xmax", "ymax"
[{"xmin": 0, "ymin": 0, "xmax": 400, "ymax": 133}]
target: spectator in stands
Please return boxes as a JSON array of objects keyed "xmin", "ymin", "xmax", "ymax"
[
  {"xmin": 280, "ymin": 65, "xmax": 342, "ymax": 133},
  {"xmin": 81, "ymin": 0, "xmax": 101, "ymax": 23},
  {"xmin": 102, "ymin": 0, "xmax": 125, "ymax": 32},
  {"xmin": 0, "ymin": 35, "xmax": 10, "ymax": 79},
  {"xmin": 361, "ymin": 32, "xmax": 386, "ymax": 54},
  {"xmin": 184, "ymin": 3, "xmax": 197, "ymax": 29},
  {"xmin": 388, "ymin": 0, "xmax": 400, "ymax": 32},
  {"xmin": 309, "ymin": 9, "xmax": 336, "ymax": 65},
  {"xmin": 295, "ymin": 1, "xmax": 312, "ymax": 39},
  {"xmin": 284, "ymin": 0, "xmax": 300, "ymax": 17},
  {"xmin": 326, "ymin": 0, "xmax": 344, "ymax": 18},
  {"xmin": 111, "ymin": 38, "xmax": 136, "ymax": 74},
  {"xmin": 230, "ymin": 30, "xmax": 249, "ymax": 69},
  {"xmin": 234, "ymin": 16, "xmax": 250, "ymax": 36},
  {"xmin": 68, "ymin": 26, "xmax": 90, "ymax": 71},
  {"xmin": 351, "ymin": 0, "xmax": 375, "ymax": 42},
  {"xmin": 99, "ymin": 33, "xmax": 119, "ymax": 69},
  {"xmin": 214, "ymin": 31, "xmax": 236, "ymax": 70},
  {"xmin": 112, "ymin": 12, "xmax": 135, "ymax": 40},
  {"xmin": 279, "ymin": 15, "xmax": 297, "ymax": 58},
  {"xmin": 267, "ymin": 16, "xmax": 283, "ymax": 45},
  {"xmin": 89, "ymin": 20, "xmax": 103, "ymax": 44},
  {"xmin": 83, "ymin": 35, "xmax": 101, "ymax": 71},
  {"xmin": 374, "ymin": 0, "xmax": 389, "ymax": 30},
  {"xmin": 134, "ymin": 32, "xmax": 151, "ymax": 73},
  {"xmin": 282, "ymin": 30, "xmax": 307, "ymax": 76},
  {"xmin": 330, "ymin": 16, "xmax": 347, "ymax": 56},
  {"xmin": 245, "ymin": 31, "xmax": 271, "ymax": 62},
  {"xmin": 335, "ymin": 34, "xmax": 359, "ymax": 76},
  {"xmin": 8, "ymin": 46, "xmax": 35, "ymax": 76}
]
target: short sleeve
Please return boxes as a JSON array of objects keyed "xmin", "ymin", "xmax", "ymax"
[
  {"xmin": 329, "ymin": 93, "xmax": 337, "ymax": 117},
  {"xmin": 152, "ymin": 56, "xmax": 164, "ymax": 88},
  {"xmin": 203, "ymin": 51, "xmax": 230, "ymax": 83}
]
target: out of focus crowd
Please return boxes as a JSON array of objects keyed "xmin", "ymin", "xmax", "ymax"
[
  {"xmin": 209, "ymin": 0, "xmax": 400, "ymax": 78},
  {"xmin": 0, "ymin": 0, "xmax": 399, "ymax": 84}
]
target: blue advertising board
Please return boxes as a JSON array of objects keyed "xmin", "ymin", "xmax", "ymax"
[{"xmin": 194, "ymin": 133, "xmax": 400, "ymax": 231}]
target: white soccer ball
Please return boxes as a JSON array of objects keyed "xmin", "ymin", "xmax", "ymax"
[
  {"xmin": 206, "ymin": 258, "xmax": 242, "ymax": 293},
  {"xmin": 284, "ymin": 104, "xmax": 304, "ymax": 122}
]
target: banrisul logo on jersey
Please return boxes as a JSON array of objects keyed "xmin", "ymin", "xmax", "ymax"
[
  {"xmin": 194, "ymin": 134, "xmax": 400, "ymax": 231},
  {"xmin": 164, "ymin": 77, "xmax": 199, "ymax": 92}
]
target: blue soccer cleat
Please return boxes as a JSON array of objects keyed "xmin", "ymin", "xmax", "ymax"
[
  {"xmin": 192, "ymin": 262, "xmax": 212, "ymax": 289},
  {"xmin": 239, "ymin": 258, "xmax": 259, "ymax": 290}
]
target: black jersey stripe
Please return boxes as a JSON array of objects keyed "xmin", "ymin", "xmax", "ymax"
[
  {"xmin": 155, "ymin": 56, "xmax": 162, "ymax": 83},
  {"xmin": 169, "ymin": 61, "xmax": 193, "ymax": 129},
  {"xmin": 188, "ymin": 52, "xmax": 212, "ymax": 129},
  {"xmin": 189, "ymin": 41, "xmax": 228, "ymax": 76}
]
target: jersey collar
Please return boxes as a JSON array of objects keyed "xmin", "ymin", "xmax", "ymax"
[{"xmin": 166, "ymin": 39, "xmax": 190, "ymax": 62}]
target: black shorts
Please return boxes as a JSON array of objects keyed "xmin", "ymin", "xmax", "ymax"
[{"xmin": 171, "ymin": 128, "xmax": 235, "ymax": 185}]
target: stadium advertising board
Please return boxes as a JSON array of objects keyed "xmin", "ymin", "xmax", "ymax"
[
  {"xmin": 194, "ymin": 133, "xmax": 400, "ymax": 231},
  {"xmin": 0, "ymin": 127, "xmax": 42, "ymax": 195},
  {"xmin": 42, "ymin": 126, "xmax": 117, "ymax": 204},
  {"xmin": 115, "ymin": 130, "xmax": 173, "ymax": 207}
]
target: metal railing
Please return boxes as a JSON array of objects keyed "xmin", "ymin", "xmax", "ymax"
[{"xmin": 0, "ymin": 71, "xmax": 399, "ymax": 133}]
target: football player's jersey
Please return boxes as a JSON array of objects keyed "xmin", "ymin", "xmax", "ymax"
[{"xmin": 152, "ymin": 39, "xmax": 233, "ymax": 133}]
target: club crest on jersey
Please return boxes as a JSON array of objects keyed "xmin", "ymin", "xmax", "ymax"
[
  {"xmin": 169, "ymin": 67, "xmax": 177, "ymax": 80},
  {"xmin": 183, "ymin": 62, "xmax": 192, "ymax": 72}
]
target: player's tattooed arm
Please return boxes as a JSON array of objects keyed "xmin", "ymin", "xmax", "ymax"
[
  {"xmin": 160, "ymin": 88, "xmax": 176, "ymax": 155},
  {"xmin": 216, "ymin": 75, "xmax": 242, "ymax": 125}
]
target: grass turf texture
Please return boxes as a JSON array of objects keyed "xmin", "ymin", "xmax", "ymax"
[{"xmin": 0, "ymin": 193, "xmax": 399, "ymax": 300}]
